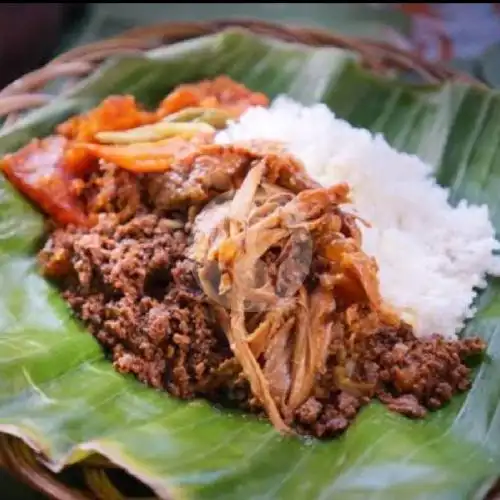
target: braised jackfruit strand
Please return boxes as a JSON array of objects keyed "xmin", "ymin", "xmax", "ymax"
[{"xmin": 189, "ymin": 156, "xmax": 400, "ymax": 432}]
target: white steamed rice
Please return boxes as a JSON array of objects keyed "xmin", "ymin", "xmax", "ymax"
[{"xmin": 215, "ymin": 96, "xmax": 500, "ymax": 339}]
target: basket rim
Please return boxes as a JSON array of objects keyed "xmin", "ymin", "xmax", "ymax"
[{"xmin": 0, "ymin": 17, "xmax": 486, "ymax": 126}]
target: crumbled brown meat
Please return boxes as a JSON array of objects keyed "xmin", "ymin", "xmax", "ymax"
[
  {"xmin": 40, "ymin": 183, "xmax": 233, "ymax": 399},
  {"xmin": 294, "ymin": 397, "xmax": 323, "ymax": 425},
  {"xmin": 80, "ymin": 161, "xmax": 143, "ymax": 223},
  {"xmin": 378, "ymin": 394, "xmax": 426, "ymax": 418},
  {"xmin": 286, "ymin": 314, "xmax": 483, "ymax": 438},
  {"xmin": 349, "ymin": 325, "xmax": 483, "ymax": 414}
]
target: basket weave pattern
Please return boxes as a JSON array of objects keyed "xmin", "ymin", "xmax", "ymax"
[{"xmin": 0, "ymin": 19, "xmax": 494, "ymax": 500}]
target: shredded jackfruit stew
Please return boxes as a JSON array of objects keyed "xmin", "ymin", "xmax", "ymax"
[{"xmin": 0, "ymin": 76, "xmax": 485, "ymax": 438}]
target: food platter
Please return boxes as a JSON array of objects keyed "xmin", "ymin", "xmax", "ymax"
[{"xmin": 0, "ymin": 25, "xmax": 500, "ymax": 500}]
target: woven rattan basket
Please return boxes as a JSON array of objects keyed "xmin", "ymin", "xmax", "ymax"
[{"xmin": 0, "ymin": 19, "xmax": 495, "ymax": 500}]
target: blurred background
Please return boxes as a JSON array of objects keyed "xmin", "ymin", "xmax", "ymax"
[
  {"xmin": 1, "ymin": 2, "xmax": 500, "ymax": 498},
  {"xmin": 1, "ymin": 3, "xmax": 500, "ymax": 89}
]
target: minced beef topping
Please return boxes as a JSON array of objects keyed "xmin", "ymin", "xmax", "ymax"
[{"xmin": 41, "ymin": 208, "xmax": 231, "ymax": 400}]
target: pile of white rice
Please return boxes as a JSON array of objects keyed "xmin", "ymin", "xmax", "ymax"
[{"xmin": 215, "ymin": 96, "xmax": 500, "ymax": 339}]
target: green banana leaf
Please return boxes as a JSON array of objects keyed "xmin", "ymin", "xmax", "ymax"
[{"xmin": 1, "ymin": 29, "xmax": 500, "ymax": 500}]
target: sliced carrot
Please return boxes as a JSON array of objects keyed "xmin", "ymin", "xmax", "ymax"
[
  {"xmin": 157, "ymin": 88, "xmax": 200, "ymax": 118},
  {"xmin": 78, "ymin": 135, "xmax": 210, "ymax": 173},
  {"xmin": 157, "ymin": 76, "xmax": 270, "ymax": 119}
]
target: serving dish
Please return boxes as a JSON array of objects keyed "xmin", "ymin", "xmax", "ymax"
[{"xmin": 0, "ymin": 20, "xmax": 498, "ymax": 500}]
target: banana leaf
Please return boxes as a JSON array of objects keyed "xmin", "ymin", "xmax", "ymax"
[{"xmin": 1, "ymin": 29, "xmax": 500, "ymax": 500}]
